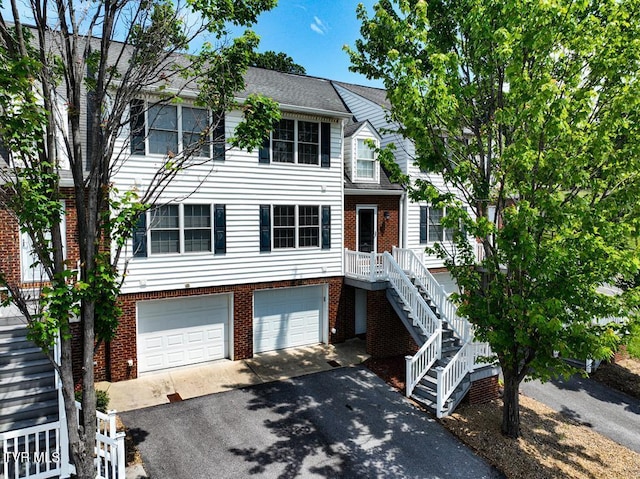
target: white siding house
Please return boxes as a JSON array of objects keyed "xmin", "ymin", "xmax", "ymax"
[{"xmin": 333, "ymin": 81, "xmax": 470, "ymax": 270}]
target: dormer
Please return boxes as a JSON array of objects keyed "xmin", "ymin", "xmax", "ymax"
[{"xmin": 344, "ymin": 120, "xmax": 381, "ymax": 184}]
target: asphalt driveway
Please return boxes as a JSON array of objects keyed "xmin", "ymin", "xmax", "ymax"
[
  {"xmin": 521, "ymin": 374, "xmax": 640, "ymax": 453},
  {"xmin": 121, "ymin": 367, "xmax": 503, "ymax": 479}
]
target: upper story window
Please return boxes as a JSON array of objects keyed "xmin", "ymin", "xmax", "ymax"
[
  {"xmin": 355, "ymin": 138, "xmax": 377, "ymax": 181},
  {"xmin": 259, "ymin": 204, "xmax": 331, "ymax": 252},
  {"xmin": 133, "ymin": 203, "xmax": 226, "ymax": 257},
  {"xmin": 131, "ymin": 100, "xmax": 225, "ymax": 160},
  {"xmin": 260, "ymin": 119, "xmax": 331, "ymax": 168},
  {"xmin": 420, "ymin": 206, "xmax": 454, "ymax": 244}
]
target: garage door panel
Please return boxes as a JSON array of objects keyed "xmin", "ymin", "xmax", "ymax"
[
  {"xmin": 138, "ymin": 294, "xmax": 230, "ymax": 373},
  {"xmin": 254, "ymin": 286, "xmax": 323, "ymax": 354}
]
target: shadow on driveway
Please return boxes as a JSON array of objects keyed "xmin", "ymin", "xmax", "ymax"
[
  {"xmin": 122, "ymin": 367, "xmax": 503, "ymax": 479},
  {"xmin": 521, "ymin": 374, "xmax": 640, "ymax": 453}
]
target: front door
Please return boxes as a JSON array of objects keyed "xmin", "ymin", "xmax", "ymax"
[{"xmin": 357, "ymin": 207, "xmax": 377, "ymax": 253}]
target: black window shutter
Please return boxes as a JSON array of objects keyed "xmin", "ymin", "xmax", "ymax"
[
  {"xmin": 321, "ymin": 122, "xmax": 330, "ymax": 168},
  {"xmin": 259, "ymin": 205, "xmax": 271, "ymax": 252},
  {"xmin": 213, "ymin": 114, "xmax": 225, "ymax": 161},
  {"xmin": 133, "ymin": 212, "xmax": 147, "ymax": 257},
  {"xmin": 258, "ymin": 136, "xmax": 270, "ymax": 163},
  {"xmin": 321, "ymin": 206, "xmax": 331, "ymax": 250},
  {"xmin": 130, "ymin": 99, "xmax": 145, "ymax": 155},
  {"xmin": 420, "ymin": 206, "xmax": 427, "ymax": 244},
  {"xmin": 214, "ymin": 204, "xmax": 226, "ymax": 254}
]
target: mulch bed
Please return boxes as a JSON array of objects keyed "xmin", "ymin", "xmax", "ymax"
[{"xmin": 363, "ymin": 355, "xmax": 407, "ymax": 393}]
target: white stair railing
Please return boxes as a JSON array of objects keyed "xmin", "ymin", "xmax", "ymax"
[
  {"xmin": 392, "ymin": 247, "xmax": 470, "ymax": 342},
  {"xmin": 436, "ymin": 342, "xmax": 472, "ymax": 418},
  {"xmin": 344, "ymin": 247, "xmax": 495, "ymax": 416},
  {"xmin": 382, "ymin": 252, "xmax": 441, "ymax": 338},
  {"xmin": 405, "ymin": 329, "xmax": 441, "ymax": 397},
  {"xmin": 344, "ymin": 249, "xmax": 386, "ymax": 282}
]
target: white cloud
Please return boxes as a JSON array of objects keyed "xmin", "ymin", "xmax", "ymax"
[{"xmin": 310, "ymin": 16, "xmax": 328, "ymax": 35}]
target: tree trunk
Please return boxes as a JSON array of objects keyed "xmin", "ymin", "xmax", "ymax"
[
  {"xmin": 60, "ymin": 334, "xmax": 94, "ymax": 478},
  {"xmin": 501, "ymin": 366, "xmax": 521, "ymax": 438}
]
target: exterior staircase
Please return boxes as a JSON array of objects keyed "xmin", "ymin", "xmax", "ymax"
[
  {"xmin": 0, "ymin": 317, "xmax": 59, "ymax": 434},
  {"xmin": 386, "ymin": 283, "xmax": 471, "ymax": 416},
  {"xmin": 345, "ymin": 247, "xmax": 493, "ymax": 418}
]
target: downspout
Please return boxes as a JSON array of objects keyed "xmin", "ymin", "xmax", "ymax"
[
  {"xmin": 340, "ymin": 118, "xmax": 346, "ymax": 274},
  {"xmin": 400, "ymin": 191, "xmax": 407, "ymax": 249}
]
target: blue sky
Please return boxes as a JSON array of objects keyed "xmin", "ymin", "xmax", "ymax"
[
  {"xmin": 241, "ymin": 0, "xmax": 382, "ymax": 87},
  {"xmin": 2, "ymin": 0, "xmax": 383, "ymax": 87}
]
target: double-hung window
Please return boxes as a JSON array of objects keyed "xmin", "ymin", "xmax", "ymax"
[
  {"xmin": 355, "ymin": 138, "xmax": 377, "ymax": 181},
  {"xmin": 260, "ymin": 119, "xmax": 330, "ymax": 167},
  {"xmin": 134, "ymin": 204, "xmax": 226, "ymax": 257},
  {"xmin": 148, "ymin": 105, "xmax": 179, "ymax": 155},
  {"xmin": 298, "ymin": 206, "xmax": 320, "ymax": 247},
  {"xmin": 273, "ymin": 205, "xmax": 296, "ymax": 248},
  {"xmin": 260, "ymin": 205, "xmax": 329, "ymax": 251},
  {"xmin": 420, "ymin": 206, "xmax": 455, "ymax": 244},
  {"xmin": 183, "ymin": 204, "xmax": 211, "ymax": 252},
  {"xmin": 131, "ymin": 100, "xmax": 225, "ymax": 160},
  {"xmin": 150, "ymin": 205, "xmax": 180, "ymax": 253},
  {"xmin": 181, "ymin": 107, "xmax": 210, "ymax": 158},
  {"xmin": 297, "ymin": 121, "xmax": 319, "ymax": 165}
]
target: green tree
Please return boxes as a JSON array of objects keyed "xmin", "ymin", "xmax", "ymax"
[
  {"xmin": 348, "ymin": 0, "xmax": 640, "ymax": 438},
  {"xmin": 251, "ymin": 50, "xmax": 306, "ymax": 74},
  {"xmin": 0, "ymin": 1, "xmax": 279, "ymax": 475}
]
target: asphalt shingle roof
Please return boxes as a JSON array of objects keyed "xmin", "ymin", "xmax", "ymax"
[
  {"xmin": 240, "ymin": 67, "xmax": 351, "ymax": 115},
  {"xmin": 332, "ymin": 81, "xmax": 391, "ymax": 109},
  {"xmin": 344, "ymin": 167, "xmax": 404, "ymax": 193}
]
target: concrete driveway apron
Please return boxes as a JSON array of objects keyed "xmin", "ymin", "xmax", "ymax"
[{"xmin": 121, "ymin": 367, "xmax": 503, "ymax": 479}]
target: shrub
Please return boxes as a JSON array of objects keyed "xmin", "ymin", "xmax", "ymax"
[{"xmin": 75, "ymin": 389, "xmax": 110, "ymax": 413}]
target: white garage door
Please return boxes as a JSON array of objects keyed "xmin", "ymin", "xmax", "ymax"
[
  {"xmin": 137, "ymin": 294, "xmax": 230, "ymax": 373},
  {"xmin": 254, "ymin": 285, "xmax": 324, "ymax": 354}
]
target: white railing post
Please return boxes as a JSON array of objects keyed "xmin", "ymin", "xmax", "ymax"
[
  {"xmin": 116, "ymin": 431, "xmax": 126, "ymax": 478},
  {"xmin": 436, "ymin": 368, "xmax": 444, "ymax": 418},
  {"xmin": 369, "ymin": 252, "xmax": 376, "ymax": 282},
  {"xmin": 405, "ymin": 355, "xmax": 413, "ymax": 397}
]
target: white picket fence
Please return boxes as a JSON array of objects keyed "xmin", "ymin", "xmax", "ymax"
[
  {"xmin": 0, "ymin": 405, "xmax": 125, "ymax": 479},
  {"xmin": 1, "ymin": 330, "xmax": 125, "ymax": 479}
]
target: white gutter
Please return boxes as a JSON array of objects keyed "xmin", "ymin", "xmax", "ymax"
[
  {"xmin": 340, "ymin": 118, "xmax": 346, "ymax": 277},
  {"xmin": 344, "ymin": 188, "xmax": 404, "ymax": 196},
  {"xmin": 234, "ymin": 97, "xmax": 354, "ymax": 120}
]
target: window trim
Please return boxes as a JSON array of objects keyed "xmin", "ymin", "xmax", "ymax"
[
  {"xmin": 419, "ymin": 205, "xmax": 455, "ymax": 244},
  {"xmin": 141, "ymin": 203, "xmax": 226, "ymax": 256},
  {"xmin": 260, "ymin": 118, "xmax": 331, "ymax": 167},
  {"xmin": 262, "ymin": 204, "xmax": 324, "ymax": 251},
  {"xmin": 353, "ymin": 137, "xmax": 379, "ymax": 182},
  {"xmin": 130, "ymin": 100, "xmax": 225, "ymax": 160}
]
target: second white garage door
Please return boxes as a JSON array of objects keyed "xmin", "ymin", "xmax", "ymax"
[
  {"xmin": 253, "ymin": 285, "xmax": 324, "ymax": 354},
  {"xmin": 137, "ymin": 294, "xmax": 230, "ymax": 373}
]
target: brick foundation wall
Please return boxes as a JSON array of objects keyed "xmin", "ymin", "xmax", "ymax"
[
  {"xmin": 366, "ymin": 289, "xmax": 418, "ymax": 358},
  {"xmin": 0, "ymin": 209, "xmax": 20, "ymax": 285},
  {"xmin": 344, "ymin": 195, "xmax": 400, "ymax": 253},
  {"xmin": 105, "ymin": 276, "xmax": 345, "ymax": 382},
  {"xmin": 468, "ymin": 375, "xmax": 500, "ymax": 405}
]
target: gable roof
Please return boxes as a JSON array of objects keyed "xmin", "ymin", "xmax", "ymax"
[
  {"xmin": 344, "ymin": 120, "xmax": 380, "ymax": 140},
  {"xmin": 240, "ymin": 67, "xmax": 351, "ymax": 117},
  {"xmin": 344, "ymin": 166, "xmax": 404, "ymax": 194},
  {"xmin": 332, "ymin": 81, "xmax": 391, "ymax": 110}
]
